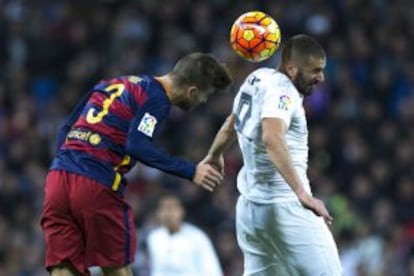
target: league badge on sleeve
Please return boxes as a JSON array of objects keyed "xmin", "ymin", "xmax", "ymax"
[
  {"xmin": 278, "ymin": 95, "xmax": 291, "ymax": 111},
  {"xmin": 137, "ymin": 112, "xmax": 157, "ymax": 137}
]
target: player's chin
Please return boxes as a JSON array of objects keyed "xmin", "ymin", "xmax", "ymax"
[
  {"xmin": 177, "ymin": 102, "xmax": 194, "ymax": 111},
  {"xmin": 186, "ymin": 102, "xmax": 203, "ymax": 111},
  {"xmin": 303, "ymin": 86, "xmax": 315, "ymax": 96},
  {"xmin": 185, "ymin": 105, "xmax": 198, "ymax": 111}
]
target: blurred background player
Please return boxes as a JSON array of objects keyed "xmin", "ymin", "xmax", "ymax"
[
  {"xmin": 146, "ymin": 194, "xmax": 223, "ymax": 276},
  {"xmin": 40, "ymin": 52, "xmax": 232, "ymax": 276},
  {"xmin": 204, "ymin": 35, "xmax": 342, "ymax": 275}
]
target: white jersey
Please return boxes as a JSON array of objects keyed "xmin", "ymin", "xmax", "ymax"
[
  {"xmin": 233, "ymin": 68, "xmax": 311, "ymax": 203},
  {"xmin": 147, "ymin": 223, "xmax": 223, "ymax": 276}
]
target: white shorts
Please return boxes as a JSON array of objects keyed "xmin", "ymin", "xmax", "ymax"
[{"xmin": 236, "ymin": 195, "xmax": 342, "ymax": 276}]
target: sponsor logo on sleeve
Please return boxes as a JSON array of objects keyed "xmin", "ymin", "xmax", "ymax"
[
  {"xmin": 137, "ymin": 113, "xmax": 157, "ymax": 137},
  {"xmin": 278, "ymin": 95, "xmax": 292, "ymax": 111}
]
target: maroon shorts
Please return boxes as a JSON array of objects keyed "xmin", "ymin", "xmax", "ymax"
[{"xmin": 41, "ymin": 170, "xmax": 136, "ymax": 275}]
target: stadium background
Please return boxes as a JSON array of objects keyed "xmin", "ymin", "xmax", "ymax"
[{"xmin": 0, "ymin": 0, "xmax": 413, "ymax": 275}]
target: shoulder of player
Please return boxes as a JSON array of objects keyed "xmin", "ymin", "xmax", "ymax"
[
  {"xmin": 250, "ymin": 68, "xmax": 288, "ymax": 89},
  {"xmin": 149, "ymin": 225, "xmax": 168, "ymax": 234},
  {"xmin": 247, "ymin": 67, "xmax": 276, "ymax": 81},
  {"xmin": 126, "ymin": 75, "xmax": 171, "ymax": 109},
  {"xmin": 140, "ymin": 75, "xmax": 170, "ymax": 103},
  {"xmin": 182, "ymin": 223, "xmax": 210, "ymax": 239},
  {"xmin": 250, "ymin": 69, "xmax": 297, "ymax": 98},
  {"xmin": 108, "ymin": 75, "xmax": 166, "ymax": 98},
  {"xmin": 100, "ymin": 75, "xmax": 143, "ymax": 91},
  {"xmin": 146, "ymin": 224, "xmax": 204, "ymax": 243},
  {"xmin": 146, "ymin": 227, "xmax": 164, "ymax": 252}
]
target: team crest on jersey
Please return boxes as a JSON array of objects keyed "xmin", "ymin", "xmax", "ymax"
[
  {"xmin": 137, "ymin": 113, "xmax": 157, "ymax": 137},
  {"xmin": 278, "ymin": 95, "xmax": 291, "ymax": 110}
]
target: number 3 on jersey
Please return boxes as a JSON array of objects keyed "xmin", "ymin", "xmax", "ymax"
[{"xmin": 86, "ymin": 83, "xmax": 125, "ymax": 124}]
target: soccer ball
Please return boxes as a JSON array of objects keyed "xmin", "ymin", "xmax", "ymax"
[{"xmin": 230, "ymin": 11, "xmax": 281, "ymax": 62}]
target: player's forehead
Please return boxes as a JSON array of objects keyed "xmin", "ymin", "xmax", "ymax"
[
  {"xmin": 159, "ymin": 196, "xmax": 182, "ymax": 208},
  {"xmin": 301, "ymin": 55, "xmax": 326, "ymax": 71}
]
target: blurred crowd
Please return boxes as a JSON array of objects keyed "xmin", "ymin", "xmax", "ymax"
[{"xmin": 0, "ymin": 0, "xmax": 413, "ymax": 275}]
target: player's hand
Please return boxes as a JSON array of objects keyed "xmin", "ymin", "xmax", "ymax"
[
  {"xmin": 200, "ymin": 154, "xmax": 225, "ymax": 175},
  {"xmin": 297, "ymin": 192, "xmax": 333, "ymax": 225},
  {"xmin": 193, "ymin": 163, "xmax": 223, "ymax": 192}
]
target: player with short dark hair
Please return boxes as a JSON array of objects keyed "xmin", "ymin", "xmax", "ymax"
[
  {"xmin": 41, "ymin": 52, "xmax": 232, "ymax": 276},
  {"xmin": 203, "ymin": 35, "xmax": 342, "ymax": 275},
  {"xmin": 147, "ymin": 194, "xmax": 223, "ymax": 276},
  {"xmin": 281, "ymin": 34, "xmax": 326, "ymax": 66}
]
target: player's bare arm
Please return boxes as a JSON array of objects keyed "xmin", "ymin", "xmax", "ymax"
[
  {"xmin": 202, "ymin": 114, "xmax": 237, "ymax": 174},
  {"xmin": 262, "ymin": 117, "xmax": 333, "ymax": 224}
]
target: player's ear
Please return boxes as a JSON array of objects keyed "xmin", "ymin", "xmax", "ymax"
[
  {"xmin": 187, "ymin": 86, "xmax": 198, "ymax": 98},
  {"xmin": 285, "ymin": 62, "xmax": 298, "ymax": 79}
]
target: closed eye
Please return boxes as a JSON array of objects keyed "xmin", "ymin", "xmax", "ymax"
[{"xmin": 312, "ymin": 68, "xmax": 323, "ymax": 74}]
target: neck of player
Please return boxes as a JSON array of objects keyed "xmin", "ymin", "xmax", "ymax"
[
  {"xmin": 155, "ymin": 74, "xmax": 176, "ymax": 103},
  {"xmin": 277, "ymin": 66, "xmax": 291, "ymax": 80},
  {"xmin": 167, "ymin": 223, "xmax": 181, "ymax": 234}
]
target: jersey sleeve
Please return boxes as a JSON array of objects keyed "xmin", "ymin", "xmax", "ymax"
[
  {"xmin": 125, "ymin": 98, "xmax": 196, "ymax": 180},
  {"xmin": 260, "ymin": 79, "xmax": 297, "ymax": 127}
]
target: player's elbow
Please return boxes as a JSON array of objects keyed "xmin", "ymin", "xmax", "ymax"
[
  {"xmin": 226, "ymin": 114, "xmax": 236, "ymax": 128},
  {"xmin": 125, "ymin": 140, "xmax": 133, "ymax": 154},
  {"xmin": 125, "ymin": 140, "xmax": 137, "ymax": 159},
  {"xmin": 223, "ymin": 124, "xmax": 236, "ymax": 139},
  {"xmin": 222, "ymin": 114, "xmax": 236, "ymax": 135}
]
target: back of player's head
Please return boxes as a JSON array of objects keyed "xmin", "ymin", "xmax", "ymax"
[
  {"xmin": 281, "ymin": 34, "xmax": 325, "ymax": 65},
  {"xmin": 171, "ymin": 52, "xmax": 233, "ymax": 94}
]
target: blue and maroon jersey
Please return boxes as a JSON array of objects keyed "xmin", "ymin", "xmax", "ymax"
[{"xmin": 51, "ymin": 75, "xmax": 195, "ymax": 195}]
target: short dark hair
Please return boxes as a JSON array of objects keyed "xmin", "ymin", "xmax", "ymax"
[
  {"xmin": 171, "ymin": 52, "xmax": 233, "ymax": 93},
  {"xmin": 157, "ymin": 192, "xmax": 184, "ymax": 208},
  {"xmin": 281, "ymin": 34, "xmax": 325, "ymax": 65}
]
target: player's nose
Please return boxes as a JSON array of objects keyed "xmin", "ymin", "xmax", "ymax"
[{"xmin": 316, "ymin": 72, "xmax": 325, "ymax": 83}]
